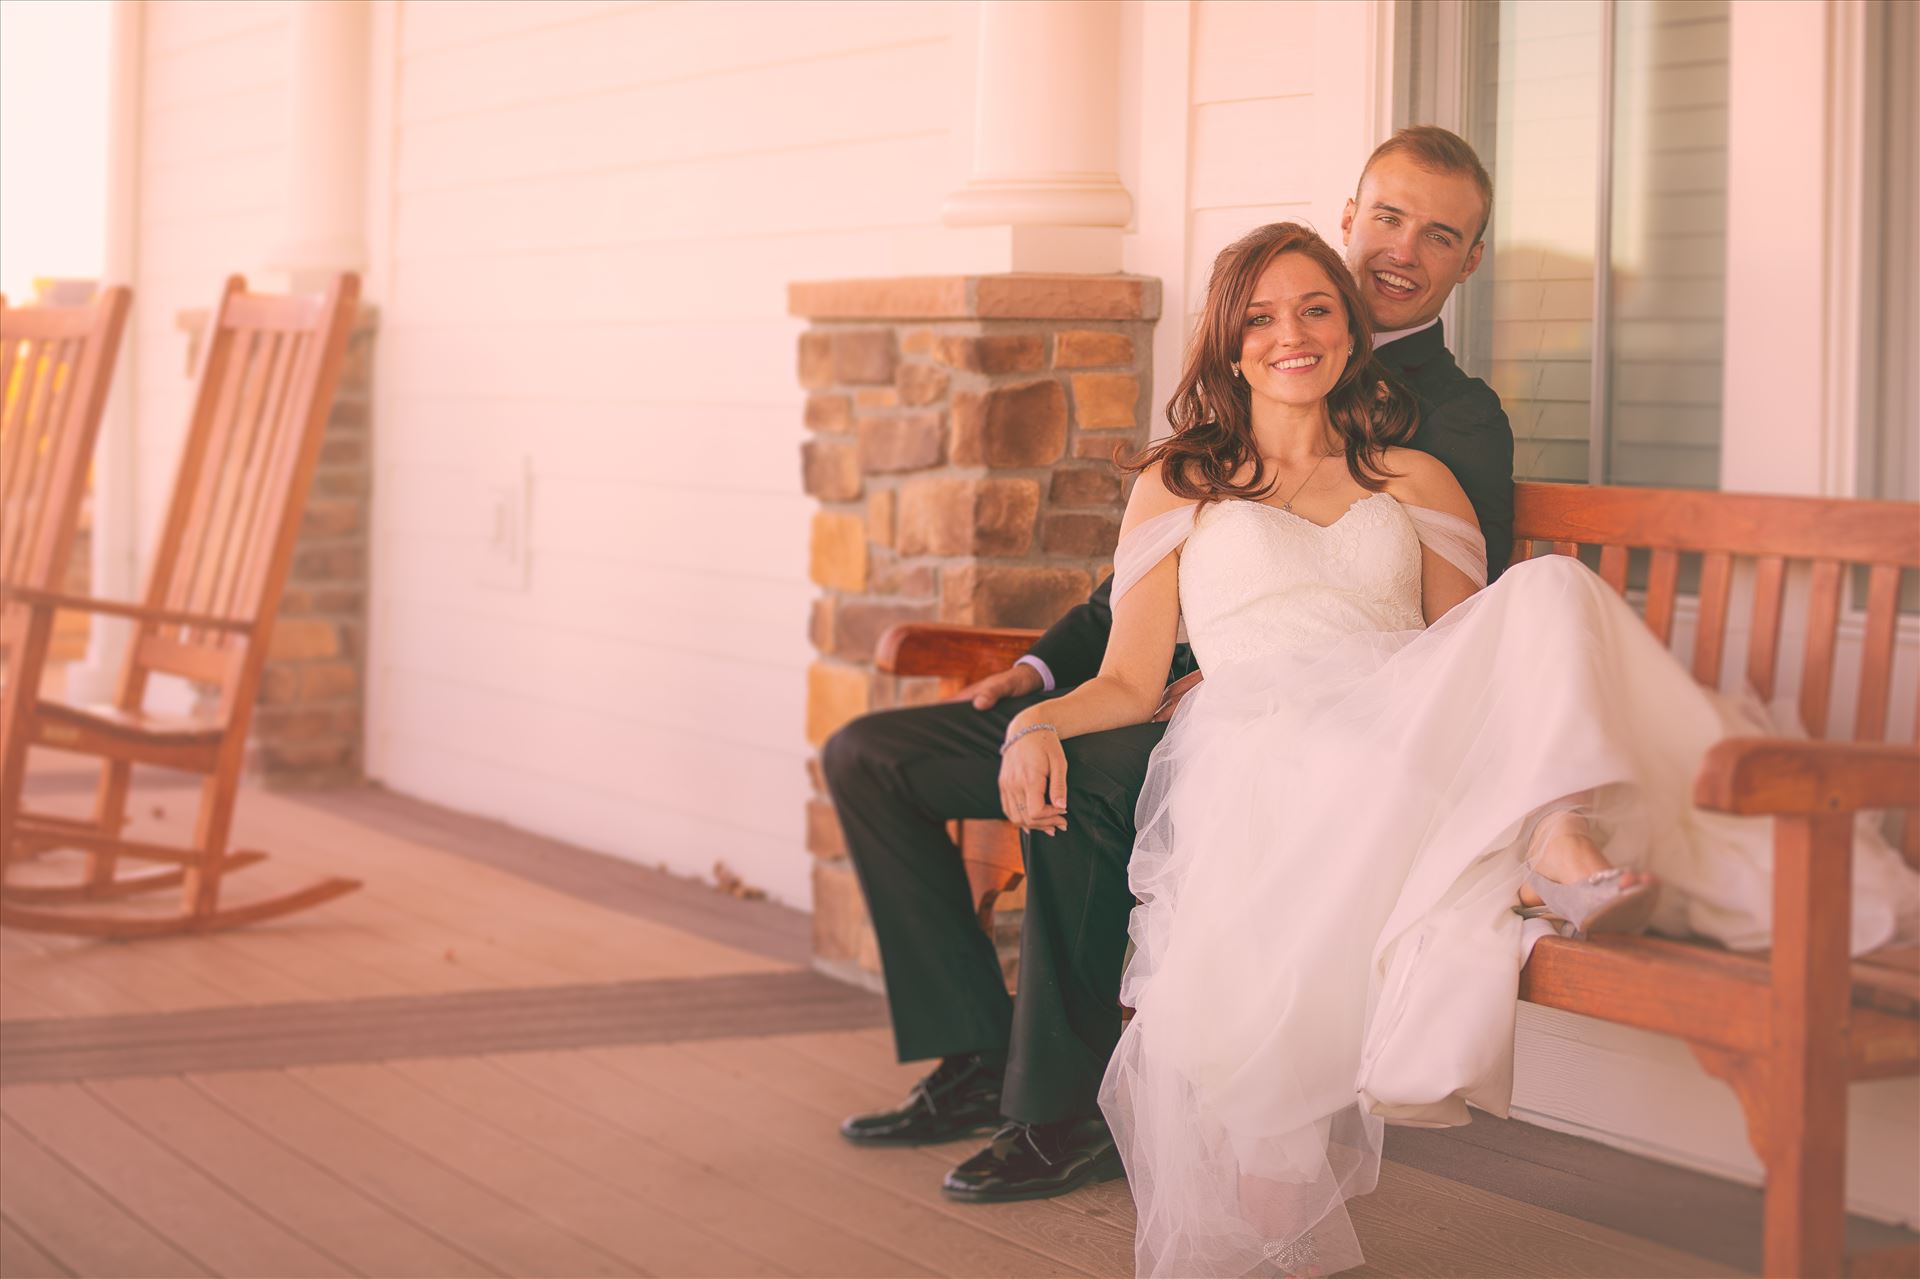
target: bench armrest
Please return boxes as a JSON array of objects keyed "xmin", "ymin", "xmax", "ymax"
[
  {"xmin": 1693, "ymin": 736, "xmax": 1920, "ymax": 817},
  {"xmin": 875, "ymin": 623, "xmax": 1043, "ymax": 680},
  {"xmin": 1, "ymin": 583, "xmax": 254, "ymax": 634}
]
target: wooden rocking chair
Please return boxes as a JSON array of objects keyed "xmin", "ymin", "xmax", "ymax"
[
  {"xmin": 2, "ymin": 287, "xmax": 132, "ymax": 723},
  {"xmin": 0, "ymin": 274, "xmax": 362, "ymax": 937}
]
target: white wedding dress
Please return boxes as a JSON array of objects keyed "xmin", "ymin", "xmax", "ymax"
[{"xmin": 1097, "ymin": 492, "xmax": 1918, "ymax": 1278}]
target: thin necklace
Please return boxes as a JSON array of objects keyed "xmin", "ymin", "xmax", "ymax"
[{"xmin": 1279, "ymin": 452, "xmax": 1334, "ymax": 512}]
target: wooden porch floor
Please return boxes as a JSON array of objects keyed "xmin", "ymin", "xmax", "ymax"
[{"xmin": 0, "ymin": 756, "xmax": 1888, "ymax": 1278}]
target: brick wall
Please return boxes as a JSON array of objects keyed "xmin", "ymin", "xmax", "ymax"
[{"xmin": 790, "ymin": 274, "xmax": 1161, "ymax": 983}]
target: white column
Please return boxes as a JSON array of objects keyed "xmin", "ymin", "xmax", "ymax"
[
  {"xmin": 67, "ymin": 0, "xmax": 144, "ymax": 702},
  {"xmin": 943, "ymin": 0, "xmax": 1132, "ymax": 273},
  {"xmin": 272, "ymin": 0, "xmax": 370, "ymax": 286}
]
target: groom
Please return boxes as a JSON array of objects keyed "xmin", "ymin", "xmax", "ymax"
[{"xmin": 823, "ymin": 126, "xmax": 1515, "ymax": 1202}]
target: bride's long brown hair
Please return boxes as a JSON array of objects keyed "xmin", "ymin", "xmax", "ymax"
[{"xmin": 1124, "ymin": 222, "xmax": 1417, "ymax": 501}]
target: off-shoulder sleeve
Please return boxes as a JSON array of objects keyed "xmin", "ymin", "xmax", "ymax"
[
  {"xmin": 1112, "ymin": 505, "xmax": 1197, "ymax": 606},
  {"xmin": 1404, "ymin": 504, "xmax": 1488, "ymax": 590}
]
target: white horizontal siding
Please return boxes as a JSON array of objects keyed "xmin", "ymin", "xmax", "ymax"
[
  {"xmin": 1184, "ymin": 0, "xmax": 1321, "ymax": 328},
  {"xmin": 370, "ymin": 0, "xmax": 976, "ymax": 906},
  {"xmin": 132, "ymin": 1, "xmax": 289, "ymax": 568}
]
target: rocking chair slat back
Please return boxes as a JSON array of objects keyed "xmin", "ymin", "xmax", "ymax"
[
  {"xmin": 0, "ymin": 274, "xmax": 360, "ymax": 940},
  {"xmin": 129, "ymin": 278, "xmax": 355, "ymax": 705},
  {"xmin": 0, "ymin": 290, "xmax": 131, "ymax": 601}
]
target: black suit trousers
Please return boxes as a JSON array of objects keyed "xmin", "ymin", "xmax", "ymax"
[{"xmin": 821, "ymin": 695, "xmax": 1164, "ymax": 1124}]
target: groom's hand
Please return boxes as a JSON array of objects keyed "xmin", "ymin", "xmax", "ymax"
[
  {"xmin": 1152, "ymin": 671, "xmax": 1205, "ymax": 722},
  {"xmin": 998, "ymin": 731, "xmax": 1068, "ymax": 836},
  {"xmin": 958, "ymin": 662, "xmax": 1042, "ymax": 711}
]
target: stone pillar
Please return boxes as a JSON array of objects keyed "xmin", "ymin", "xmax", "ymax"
[
  {"xmin": 174, "ymin": 305, "xmax": 377, "ymax": 788},
  {"xmin": 791, "ymin": 273, "xmax": 1161, "ymax": 984},
  {"xmin": 943, "ymin": 0, "xmax": 1131, "ymax": 273}
]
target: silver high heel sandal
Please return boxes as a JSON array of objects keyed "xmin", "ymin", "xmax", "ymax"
[{"xmin": 1515, "ymin": 867, "xmax": 1661, "ymax": 939}]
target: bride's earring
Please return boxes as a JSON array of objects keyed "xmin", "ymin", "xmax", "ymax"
[{"xmin": 1231, "ymin": 362, "xmax": 1243, "ymax": 378}]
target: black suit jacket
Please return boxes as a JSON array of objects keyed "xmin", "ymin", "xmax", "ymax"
[{"xmin": 1025, "ymin": 319, "xmax": 1514, "ymax": 691}]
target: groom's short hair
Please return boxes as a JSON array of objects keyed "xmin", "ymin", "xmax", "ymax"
[{"xmin": 1357, "ymin": 126, "xmax": 1494, "ymax": 245}]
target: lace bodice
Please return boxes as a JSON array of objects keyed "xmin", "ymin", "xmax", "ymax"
[{"xmin": 1178, "ymin": 493, "xmax": 1425, "ymax": 668}]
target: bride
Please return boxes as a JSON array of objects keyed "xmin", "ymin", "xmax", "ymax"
[{"xmin": 993, "ymin": 221, "xmax": 1917, "ymax": 1277}]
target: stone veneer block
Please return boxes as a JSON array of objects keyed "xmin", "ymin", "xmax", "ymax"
[
  {"xmin": 866, "ymin": 489, "xmax": 897, "ymax": 548},
  {"xmin": 789, "ymin": 274, "xmax": 1160, "ymax": 322},
  {"xmin": 831, "ymin": 330, "xmax": 897, "ymax": 384},
  {"xmin": 798, "ymin": 332, "xmax": 833, "ymax": 388},
  {"xmin": 805, "ymin": 662, "xmax": 870, "ymax": 746},
  {"xmin": 950, "ymin": 381, "xmax": 1069, "ymax": 468},
  {"xmin": 793, "ymin": 272, "xmax": 1160, "ymax": 985},
  {"xmin": 808, "ymin": 511, "xmax": 869, "ymax": 591},
  {"xmin": 1071, "ymin": 373, "xmax": 1140, "ymax": 429},
  {"xmin": 934, "ymin": 334, "xmax": 1047, "ymax": 375},
  {"xmin": 805, "ymin": 393, "xmax": 853, "ymax": 432},
  {"xmin": 1049, "ymin": 467, "xmax": 1122, "ymax": 507},
  {"xmin": 833, "ymin": 598, "xmax": 939, "ymax": 662},
  {"xmin": 1054, "ymin": 330, "xmax": 1135, "ymax": 368},
  {"xmin": 1042, "ymin": 512, "xmax": 1123, "ymax": 558},
  {"xmin": 941, "ymin": 564, "xmax": 1093, "ymax": 629},
  {"xmin": 801, "ymin": 439, "xmax": 862, "ymax": 501},
  {"xmin": 806, "ymin": 798, "xmax": 848, "ymax": 859},
  {"xmin": 896, "ymin": 363, "xmax": 951, "ymax": 405},
  {"xmin": 812, "ymin": 858, "xmax": 882, "ymax": 972},
  {"xmin": 856, "ymin": 412, "xmax": 945, "ymax": 473}
]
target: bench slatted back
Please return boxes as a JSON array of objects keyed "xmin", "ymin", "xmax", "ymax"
[{"xmin": 1511, "ymin": 482, "xmax": 1920, "ymax": 865}]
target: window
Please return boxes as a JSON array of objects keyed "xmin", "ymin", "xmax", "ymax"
[
  {"xmin": 1860, "ymin": 0, "xmax": 1918, "ymax": 503},
  {"xmin": 1416, "ymin": 0, "xmax": 1732, "ymax": 489}
]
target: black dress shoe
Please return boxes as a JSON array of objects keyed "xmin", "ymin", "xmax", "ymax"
[
  {"xmin": 941, "ymin": 1116, "xmax": 1124, "ymax": 1202},
  {"xmin": 840, "ymin": 1053, "xmax": 1004, "ymax": 1146}
]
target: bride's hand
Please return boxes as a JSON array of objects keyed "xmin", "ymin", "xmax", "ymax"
[
  {"xmin": 999, "ymin": 724, "xmax": 1067, "ymax": 835},
  {"xmin": 1152, "ymin": 670, "xmax": 1204, "ymax": 722}
]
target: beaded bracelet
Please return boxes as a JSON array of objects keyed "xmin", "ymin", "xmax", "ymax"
[{"xmin": 1000, "ymin": 723, "xmax": 1059, "ymax": 755}]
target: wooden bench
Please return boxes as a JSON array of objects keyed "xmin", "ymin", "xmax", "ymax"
[{"xmin": 874, "ymin": 480, "xmax": 1920, "ymax": 1279}]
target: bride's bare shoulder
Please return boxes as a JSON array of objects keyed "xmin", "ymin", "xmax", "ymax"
[
  {"xmin": 1121, "ymin": 460, "xmax": 1200, "ymax": 535},
  {"xmin": 1381, "ymin": 448, "xmax": 1475, "ymax": 523}
]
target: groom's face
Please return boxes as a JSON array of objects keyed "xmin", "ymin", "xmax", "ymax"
[{"xmin": 1340, "ymin": 153, "xmax": 1487, "ymax": 332}]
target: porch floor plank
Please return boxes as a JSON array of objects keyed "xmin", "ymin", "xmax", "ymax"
[
  {"xmin": 184, "ymin": 1068, "xmax": 629, "ymax": 1278},
  {"xmin": 593, "ymin": 1040, "xmax": 1090, "ymax": 1278},
  {"xmin": 290, "ymin": 1059, "xmax": 783, "ymax": 1279},
  {"xmin": 0, "ymin": 1114, "xmax": 207, "ymax": 1278},
  {"xmin": 488, "ymin": 1047, "xmax": 932, "ymax": 1277},
  {"xmin": 718, "ymin": 1030, "xmax": 1740, "ymax": 1279},
  {"xmin": 0, "ymin": 1081, "xmax": 344, "ymax": 1278},
  {"xmin": 383, "ymin": 1054, "xmax": 792, "ymax": 1278},
  {"xmin": 83, "ymin": 1073, "xmax": 492, "ymax": 1279},
  {"xmin": 5, "ymin": 764, "xmax": 1906, "ymax": 1277},
  {"xmin": 3, "ymin": 783, "xmax": 785, "ymax": 1023},
  {"xmin": 645, "ymin": 1035, "xmax": 1131, "ymax": 1276},
  {"xmin": 3, "ymin": 915, "xmax": 338, "ymax": 1009},
  {"xmin": 0, "ymin": 1213, "xmax": 70, "ymax": 1279}
]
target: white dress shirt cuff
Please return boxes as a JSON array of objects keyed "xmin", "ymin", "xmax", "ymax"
[{"xmin": 1015, "ymin": 654, "xmax": 1056, "ymax": 693}]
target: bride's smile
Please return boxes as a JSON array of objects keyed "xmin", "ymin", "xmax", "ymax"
[{"xmin": 1238, "ymin": 252, "xmax": 1352, "ymax": 411}]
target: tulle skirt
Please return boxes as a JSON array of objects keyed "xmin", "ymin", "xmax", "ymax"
[{"xmin": 1099, "ymin": 554, "xmax": 1917, "ymax": 1278}]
